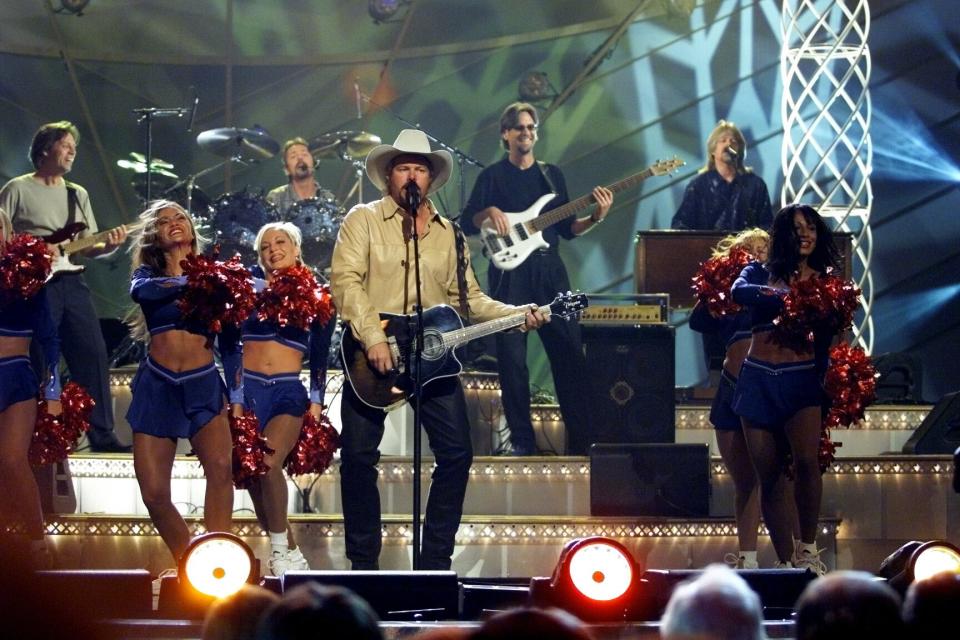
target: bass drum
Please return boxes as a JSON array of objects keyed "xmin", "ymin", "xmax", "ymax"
[
  {"xmin": 210, "ymin": 189, "xmax": 279, "ymax": 264},
  {"xmin": 284, "ymin": 189, "xmax": 344, "ymax": 269}
]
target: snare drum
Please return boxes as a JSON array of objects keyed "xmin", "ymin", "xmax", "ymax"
[
  {"xmin": 210, "ymin": 190, "xmax": 279, "ymax": 263},
  {"xmin": 284, "ymin": 190, "xmax": 344, "ymax": 267}
]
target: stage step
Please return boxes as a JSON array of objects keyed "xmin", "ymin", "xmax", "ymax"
[{"xmin": 37, "ymin": 452, "xmax": 956, "ymax": 578}]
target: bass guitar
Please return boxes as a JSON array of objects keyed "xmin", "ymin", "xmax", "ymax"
[
  {"xmin": 480, "ymin": 157, "xmax": 684, "ymax": 271},
  {"xmin": 43, "ymin": 221, "xmax": 142, "ymax": 282},
  {"xmin": 342, "ymin": 292, "xmax": 588, "ymax": 410}
]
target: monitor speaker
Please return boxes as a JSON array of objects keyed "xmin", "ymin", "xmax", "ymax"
[{"xmin": 582, "ymin": 324, "xmax": 675, "ymax": 444}]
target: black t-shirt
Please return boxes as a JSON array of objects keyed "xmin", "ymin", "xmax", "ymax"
[{"xmin": 460, "ymin": 157, "xmax": 574, "ymax": 249}]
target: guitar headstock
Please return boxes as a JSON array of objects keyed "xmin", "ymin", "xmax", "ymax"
[
  {"xmin": 649, "ymin": 156, "xmax": 685, "ymax": 177},
  {"xmin": 547, "ymin": 291, "xmax": 589, "ymax": 320}
]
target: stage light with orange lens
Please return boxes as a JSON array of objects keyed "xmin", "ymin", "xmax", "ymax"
[
  {"xmin": 879, "ymin": 539, "xmax": 960, "ymax": 593},
  {"xmin": 530, "ymin": 537, "xmax": 640, "ymax": 622},
  {"xmin": 179, "ymin": 532, "xmax": 256, "ymax": 599}
]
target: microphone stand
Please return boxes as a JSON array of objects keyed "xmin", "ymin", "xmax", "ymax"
[
  {"xmin": 356, "ymin": 89, "xmax": 483, "ymax": 215},
  {"xmin": 132, "ymin": 105, "xmax": 192, "ymax": 203},
  {"xmin": 405, "ymin": 182, "xmax": 426, "ymax": 570}
]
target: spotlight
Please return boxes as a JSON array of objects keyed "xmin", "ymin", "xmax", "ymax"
[
  {"xmin": 878, "ymin": 540, "xmax": 960, "ymax": 593},
  {"xmin": 368, "ymin": 0, "xmax": 407, "ymax": 23},
  {"xmin": 55, "ymin": 0, "xmax": 90, "ymax": 15},
  {"xmin": 180, "ymin": 532, "xmax": 257, "ymax": 599},
  {"xmin": 529, "ymin": 537, "xmax": 640, "ymax": 622},
  {"xmin": 517, "ymin": 71, "xmax": 557, "ymax": 103}
]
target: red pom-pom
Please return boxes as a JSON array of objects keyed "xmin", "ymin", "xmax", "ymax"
[
  {"xmin": 177, "ymin": 253, "xmax": 255, "ymax": 334},
  {"xmin": 0, "ymin": 233, "xmax": 52, "ymax": 304},
  {"xmin": 691, "ymin": 246, "xmax": 753, "ymax": 316},
  {"xmin": 230, "ymin": 410, "xmax": 274, "ymax": 489},
  {"xmin": 818, "ymin": 428, "xmax": 842, "ymax": 474},
  {"xmin": 823, "ymin": 343, "xmax": 877, "ymax": 429},
  {"xmin": 257, "ymin": 265, "xmax": 334, "ymax": 331},
  {"xmin": 285, "ymin": 410, "xmax": 340, "ymax": 476},
  {"xmin": 773, "ymin": 275, "xmax": 860, "ymax": 351},
  {"xmin": 29, "ymin": 382, "xmax": 94, "ymax": 465}
]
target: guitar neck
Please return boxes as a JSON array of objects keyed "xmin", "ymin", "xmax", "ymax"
[
  {"xmin": 63, "ymin": 222, "xmax": 141, "ymax": 254},
  {"xmin": 529, "ymin": 168, "xmax": 654, "ymax": 233},
  {"xmin": 443, "ymin": 304, "xmax": 550, "ymax": 347}
]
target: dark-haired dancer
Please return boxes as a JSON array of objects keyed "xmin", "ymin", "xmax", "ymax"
[
  {"xmin": 732, "ymin": 204, "xmax": 841, "ymax": 573},
  {"xmin": 126, "ymin": 200, "xmax": 236, "ymax": 562}
]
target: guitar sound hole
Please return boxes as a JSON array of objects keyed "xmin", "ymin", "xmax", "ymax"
[{"xmin": 421, "ymin": 332, "xmax": 445, "ymax": 360}]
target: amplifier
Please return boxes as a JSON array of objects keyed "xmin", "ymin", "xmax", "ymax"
[{"xmin": 580, "ymin": 294, "xmax": 669, "ymax": 325}]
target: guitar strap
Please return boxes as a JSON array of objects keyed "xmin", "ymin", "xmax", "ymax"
[
  {"xmin": 65, "ymin": 185, "xmax": 79, "ymax": 228},
  {"xmin": 537, "ymin": 161, "xmax": 557, "ymax": 196},
  {"xmin": 451, "ymin": 220, "xmax": 470, "ymax": 320}
]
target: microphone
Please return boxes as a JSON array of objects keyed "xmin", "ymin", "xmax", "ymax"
[
  {"xmin": 354, "ymin": 77, "xmax": 363, "ymax": 119},
  {"xmin": 186, "ymin": 90, "xmax": 199, "ymax": 132},
  {"xmin": 404, "ymin": 179, "xmax": 421, "ymax": 213},
  {"xmin": 724, "ymin": 146, "xmax": 738, "ymax": 162}
]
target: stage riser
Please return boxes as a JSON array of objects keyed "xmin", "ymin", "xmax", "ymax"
[{"xmin": 42, "ymin": 516, "xmax": 839, "ymax": 579}]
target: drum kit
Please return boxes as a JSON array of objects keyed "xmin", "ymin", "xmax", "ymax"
[{"xmin": 117, "ymin": 127, "xmax": 381, "ymax": 269}]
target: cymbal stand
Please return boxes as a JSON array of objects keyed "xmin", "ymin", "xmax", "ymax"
[
  {"xmin": 341, "ymin": 158, "xmax": 366, "ymax": 206},
  {"xmin": 164, "ymin": 155, "xmax": 246, "ymax": 215},
  {"xmin": 132, "ymin": 105, "xmax": 192, "ymax": 203}
]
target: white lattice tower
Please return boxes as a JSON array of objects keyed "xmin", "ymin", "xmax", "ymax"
[{"xmin": 780, "ymin": 0, "xmax": 874, "ymax": 352}]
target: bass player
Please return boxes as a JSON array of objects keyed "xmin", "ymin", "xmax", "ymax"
[{"xmin": 460, "ymin": 101, "xmax": 613, "ymax": 456}]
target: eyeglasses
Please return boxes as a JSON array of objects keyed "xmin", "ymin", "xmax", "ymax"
[{"xmin": 510, "ymin": 124, "xmax": 538, "ymax": 132}]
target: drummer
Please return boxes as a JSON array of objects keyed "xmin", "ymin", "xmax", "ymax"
[{"xmin": 265, "ymin": 137, "xmax": 325, "ymax": 216}]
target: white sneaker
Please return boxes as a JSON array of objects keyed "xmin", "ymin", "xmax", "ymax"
[
  {"xmin": 269, "ymin": 548, "xmax": 310, "ymax": 576},
  {"xmin": 793, "ymin": 547, "xmax": 828, "ymax": 576},
  {"xmin": 723, "ymin": 552, "xmax": 759, "ymax": 570}
]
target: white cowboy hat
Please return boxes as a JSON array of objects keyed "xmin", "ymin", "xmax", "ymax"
[{"xmin": 365, "ymin": 129, "xmax": 453, "ymax": 196}]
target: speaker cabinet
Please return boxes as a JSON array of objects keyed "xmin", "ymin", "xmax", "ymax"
[
  {"xmin": 582, "ymin": 324, "xmax": 675, "ymax": 444},
  {"xmin": 902, "ymin": 391, "xmax": 960, "ymax": 454}
]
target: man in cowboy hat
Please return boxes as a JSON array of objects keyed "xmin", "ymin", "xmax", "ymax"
[{"xmin": 330, "ymin": 128, "xmax": 547, "ymax": 571}]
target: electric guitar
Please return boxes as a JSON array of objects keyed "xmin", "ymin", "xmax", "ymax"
[
  {"xmin": 341, "ymin": 292, "xmax": 588, "ymax": 410},
  {"xmin": 43, "ymin": 221, "xmax": 142, "ymax": 282},
  {"xmin": 480, "ymin": 157, "xmax": 685, "ymax": 271}
]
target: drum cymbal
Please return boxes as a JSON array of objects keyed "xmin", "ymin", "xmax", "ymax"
[
  {"xmin": 127, "ymin": 152, "xmax": 174, "ymax": 169},
  {"xmin": 196, "ymin": 127, "xmax": 280, "ymax": 161},
  {"xmin": 130, "ymin": 168, "xmax": 179, "ymax": 195},
  {"xmin": 309, "ymin": 130, "xmax": 381, "ymax": 160}
]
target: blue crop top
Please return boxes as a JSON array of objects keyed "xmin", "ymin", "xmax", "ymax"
[
  {"xmin": 689, "ymin": 303, "xmax": 752, "ymax": 349},
  {"xmin": 731, "ymin": 262, "xmax": 787, "ymax": 332},
  {"xmin": 732, "ymin": 261, "xmax": 834, "ymax": 374},
  {"xmin": 235, "ymin": 266, "xmax": 334, "ymax": 404},
  {"xmin": 129, "ymin": 265, "xmax": 243, "ymax": 402},
  {"xmin": 0, "ymin": 289, "xmax": 61, "ymax": 399}
]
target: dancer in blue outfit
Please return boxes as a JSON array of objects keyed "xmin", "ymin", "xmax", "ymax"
[
  {"xmin": 731, "ymin": 204, "xmax": 841, "ymax": 574},
  {"xmin": 125, "ymin": 200, "xmax": 237, "ymax": 563},
  {"xmin": 233, "ymin": 221, "xmax": 334, "ymax": 575},
  {"xmin": 0, "ymin": 208, "xmax": 61, "ymax": 563},
  {"xmin": 689, "ymin": 228, "xmax": 769, "ymax": 569}
]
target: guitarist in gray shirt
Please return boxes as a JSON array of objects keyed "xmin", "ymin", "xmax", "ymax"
[
  {"xmin": 460, "ymin": 102, "xmax": 612, "ymax": 456},
  {"xmin": 0, "ymin": 120, "xmax": 130, "ymax": 452}
]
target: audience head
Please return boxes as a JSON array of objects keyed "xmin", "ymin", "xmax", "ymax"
[
  {"xmin": 794, "ymin": 571, "xmax": 904, "ymax": 640},
  {"xmin": 256, "ymin": 583, "xmax": 382, "ymax": 640},
  {"xmin": 902, "ymin": 570, "xmax": 960, "ymax": 637},
  {"xmin": 470, "ymin": 607, "xmax": 594, "ymax": 640},
  {"xmin": 202, "ymin": 584, "xmax": 280, "ymax": 640},
  {"xmin": 660, "ymin": 564, "xmax": 766, "ymax": 640}
]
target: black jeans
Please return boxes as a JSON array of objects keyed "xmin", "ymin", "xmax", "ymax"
[
  {"xmin": 31, "ymin": 274, "xmax": 116, "ymax": 445},
  {"xmin": 489, "ymin": 252, "xmax": 594, "ymax": 454},
  {"xmin": 339, "ymin": 376, "xmax": 473, "ymax": 570}
]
